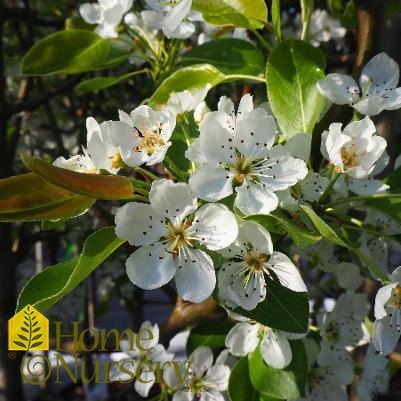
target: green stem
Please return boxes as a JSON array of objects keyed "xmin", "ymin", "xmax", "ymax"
[
  {"xmin": 223, "ymin": 74, "xmax": 266, "ymax": 83},
  {"xmin": 135, "ymin": 167, "xmax": 159, "ymax": 182},
  {"xmin": 250, "ymin": 29, "xmax": 273, "ymax": 52},
  {"xmin": 318, "ymin": 171, "xmax": 340, "ymax": 203},
  {"xmin": 326, "ymin": 193, "xmax": 401, "ymax": 208},
  {"xmin": 300, "ymin": 0, "xmax": 314, "ymax": 41}
]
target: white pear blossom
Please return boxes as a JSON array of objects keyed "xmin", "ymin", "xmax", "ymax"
[
  {"xmin": 373, "ymin": 265, "xmax": 401, "ymax": 355},
  {"xmin": 308, "ymin": 9, "xmax": 346, "ymax": 47},
  {"xmin": 79, "ymin": 0, "xmax": 133, "ymax": 38},
  {"xmin": 166, "ymin": 85, "xmax": 211, "ymax": 117},
  {"xmin": 117, "ymin": 105, "xmax": 176, "ymax": 166},
  {"xmin": 294, "ymin": 239, "xmax": 336, "ymax": 272},
  {"xmin": 109, "ymin": 321, "xmax": 173, "ymax": 397},
  {"xmin": 225, "ymin": 318, "xmax": 295, "ymax": 369},
  {"xmin": 186, "ymin": 94, "xmax": 308, "ymax": 215},
  {"xmin": 321, "ymin": 117, "xmax": 387, "ymax": 178},
  {"xmin": 317, "ymin": 293, "xmax": 368, "ymax": 366},
  {"xmin": 294, "ymin": 362, "xmax": 354, "ymax": 401},
  {"xmin": 218, "ymin": 221, "xmax": 306, "ymax": 311},
  {"xmin": 54, "ymin": 116, "xmax": 135, "ymax": 174},
  {"xmin": 357, "ymin": 344, "xmax": 389, "ymax": 401},
  {"xmin": 115, "ymin": 179, "xmax": 238, "ymax": 303},
  {"xmin": 145, "ymin": 0, "xmax": 193, "ymax": 38},
  {"xmin": 317, "ymin": 52, "xmax": 401, "ymax": 116},
  {"xmin": 164, "ymin": 346, "xmax": 230, "ymax": 401}
]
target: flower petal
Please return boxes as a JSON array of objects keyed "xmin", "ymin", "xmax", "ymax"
[
  {"xmin": 260, "ymin": 329, "xmax": 292, "ymax": 369},
  {"xmin": 225, "ymin": 322, "xmax": 259, "ymax": 356},
  {"xmin": 189, "ymin": 166, "xmax": 234, "ymax": 202},
  {"xmin": 188, "ymin": 346, "xmax": 214, "ymax": 375},
  {"xmin": 317, "ymin": 73, "xmax": 360, "ymax": 105},
  {"xmin": 190, "ymin": 203, "xmax": 238, "ymax": 250},
  {"xmin": 235, "ymin": 181, "xmax": 278, "ymax": 215},
  {"xmin": 126, "ymin": 243, "xmax": 175, "ymax": 290},
  {"xmin": 135, "ymin": 369, "xmax": 155, "ymax": 397},
  {"xmin": 175, "ymin": 248, "xmax": 216, "ymax": 302},
  {"xmin": 115, "ymin": 203, "xmax": 167, "ymax": 246},
  {"xmin": 372, "ymin": 316, "xmax": 400, "ymax": 355}
]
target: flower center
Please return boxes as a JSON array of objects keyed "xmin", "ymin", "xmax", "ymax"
[
  {"xmin": 165, "ymin": 222, "xmax": 192, "ymax": 254},
  {"xmin": 111, "ymin": 152, "xmax": 125, "ymax": 169},
  {"xmin": 389, "ymin": 286, "xmax": 401, "ymax": 309},
  {"xmin": 340, "ymin": 145, "xmax": 359, "ymax": 169},
  {"xmin": 134, "ymin": 127, "xmax": 165, "ymax": 156},
  {"xmin": 187, "ymin": 376, "xmax": 206, "ymax": 395},
  {"xmin": 231, "ymin": 157, "xmax": 254, "ymax": 185},
  {"xmin": 325, "ymin": 320, "xmax": 340, "ymax": 343},
  {"xmin": 245, "ymin": 251, "xmax": 269, "ymax": 272}
]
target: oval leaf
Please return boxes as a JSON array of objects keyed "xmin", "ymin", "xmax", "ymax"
[
  {"xmin": 249, "ymin": 341, "xmax": 307, "ymax": 399},
  {"xmin": 22, "ymin": 153, "xmax": 134, "ymax": 200},
  {"xmin": 266, "ymin": 39, "xmax": 326, "ymax": 138},
  {"xmin": 16, "ymin": 227, "xmax": 125, "ymax": 313},
  {"xmin": 180, "ymin": 38, "xmax": 264, "ymax": 75},
  {"xmin": 0, "ymin": 172, "xmax": 95, "ymax": 222},
  {"xmin": 21, "ymin": 30, "xmax": 109, "ymax": 75},
  {"xmin": 150, "ymin": 64, "xmax": 225, "ymax": 106},
  {"xmin": 76, "ymin": 72, "xmax": 135, "ymax": 93},
  {"xmin": 229, "ymin": 357, "xmax": 260, "ymax": 401}
]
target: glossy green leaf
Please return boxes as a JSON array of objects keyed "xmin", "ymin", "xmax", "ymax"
[
  {"xmin": 0, "ymin": 172, "xmax": 95, "ymax": 222},
  {"xmin": 149, "ymin": 64, "xmax": 225, "ymax": 106},
  {"xmin": 266, "ymin": 39, "xmax": 326, "ymax": 138},
  {"xmin": 16, "ymin": 227, "xmax": 125, "ymax": 313},
  {"xmin": 271, "ymin": 0, "xmax": 281, "ymax": 42},
  {"xmin": 249, "ymin": 341, "xmax": 307, "ymax": 399},
  {"xmin": 299, "ymin": 204, "xmax": 388, "ymax": 281},
  {"xmin": 248, "ymin": 210, "xmax": 321, "ymax": 247},
  {"xmin": 229, "ymin": 357, "xmax": 259, "ymax": 401},
  {"xmin": 22, "ymin": 153, "xmax": 135, "ymax": 200},
  {"xmin": 228, "ymin": 279, "xmax": 309, "ymax": 334},
  {"xmin": 21, "ymin": 30, "xmax": 109, "ymax": 75},
  {"xmin": 181, "ymin": 39, "xmax": 264, "ymax": 75},
  {"xmin": 187, "ymin": 320, "xmax": 234, "ymax": 355},
  {"xmin": 76, "ymin": 71, "xmax": 140, "ymax": 93},
  {"xmin": 192, "ymin": 0, "xmax": 268, "ymax": 28}
]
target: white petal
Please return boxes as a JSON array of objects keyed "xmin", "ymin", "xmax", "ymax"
[
  {"xmin": 188, "ymin": 166, "xmax": 234, "ymax": 201},
  {"xmin": 217, "ymin": 96, "xmax": 234, "ymax": 115},
  {"xmin": 237, "ymin": 93, "xmax": 254, "ymax": 117},
  {"xmin": 80, "ymin": 3, "xmax": 103, "ymax": 24},
  {"xmin": 260, "ymin": 329, "xmax": 292, "ymax": 369},
  {"xmin": 353, "ymin": 96, "xmax": 390, "ymax": 116},
  {"xmin": 199, "ymin": 111, "xmax": 236, "ymax": 164},
  {"xmin": 347, "ymin": 177, "xmax": 389, "ymax": 195},
  {"xmin": 238, "ymin": 221, "xmax": 273, "ymax": 254},
  {"xmin": 323, "ymin": 122, "xmax": 349, "ymax": 169},
  {"xmin": 172, "ymin": 391, "xmax": 192, "ymax": 401},
  {"xmin": 336, "ymin": 262, "xmax": 363, "ymax": 291},
  {"xmin": 374, "ymin": 284, "xmax": 396, "ymax": 319},
  {"xmin": 188, "ymin": 346, "xmax": 214, "ymax": 375},
  {"xmin": 161, "ymin": 0, "xmax": 192, "ymax": 38},
  {"xmin": 235, "ymin": 111, "xmax": 277, "ymax": 158},
  {"xmin": 185, "ymin": 138, "xmax": 209, "ymax": 164},
  {"xmin": 384, "ymin": 87, "xmax": 401, "ymax": 110},
  {"xmin": 390, "ymin": 265, "xmax": 401, "ymax": 283},
  {"xmin": 190, "ymin": 203, "xmax": 238, "ymax": 250},
  {"xmin": 301, "ymin": 172, "xmax": 329, "ymax": 202},
  {"xmin": 283, "ymin": 133, "xmax": 311, "ymax": 161},
  {"xmin": 317, "ymin": 73, "xmax": 360, "ymax": 105},
  {"xmin": 115, "ymin": 203, "xmax": 167, "ymax": 246},
  {"xmin": 134, "ymin": 370, "xmax": 155, "ymax": 397},
  {"xmin": 372, "ymin": 316, "xmax": 400, "ymax": 355},
  {"xmin": 126, "ymin": 243, "xmax": 175, "ymax": 290},
  {"xmin": 360, "ymin": 53, "xmax": 399, "ymax": 97},
  {"xmin": 149, "ymin": 179, "xmax": 197, "ymax": 223},
  {"xmin": 139, "ymin": 321, "xmax": 159, "ymax": 348},
  {"xmin": 225, "ymin": 322, "xmax": 259, "ymax": 356},
  {"xmin": 235, "ymin": 181, "xmax": 278, "ymax": 215},
  {"xmin": 145, "ymin": 142, "xmax": 171, "ymax": 165},
  {"xmin": 268, "ymin": 252, "xmax": 307, "ymax": 292},
  {"xmin": 109, "ymin": 358, "xmax": 136, "ymax": 381},
  {"xmin": 175, "ymin": 248, "xmax": 216, "ymax": 302},
  {"xmin": 256, "ymin": 155, "xmax": 308, "ymax": 191},
  {"xmin": 204, "ymin": 364, "xmax": 230, "ymax": 391}
]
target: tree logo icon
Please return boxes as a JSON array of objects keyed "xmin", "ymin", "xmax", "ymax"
[{"xmin": 8, "ymin": 305, "xmax": 49, "ymax": 351}]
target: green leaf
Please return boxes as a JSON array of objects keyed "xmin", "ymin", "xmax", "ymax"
[
  {"xmin": 249, "ymin": 341, "xmax": 307, "ymax": 399},
  {"xmin": 0, "ymin": 172, "xmax": 95, "ymax": 222},
  {"xmin": 271, "ymin": 0, "xmax": 281, "ymax": 43},
  {"xmin": 31, "ymin": 342, "xmax": 44, "ymax": 348},
  {"xmin": 248, "ymin": 210, "xmax": 322, "ymax": 247},
  {"xmin": 187, "ymin": 320, "xmax": 234, "ymax": 355},
  {"xmin": 18, "ymin": 334, "xmax": 29, "ymax": 342},
  {"xmin": 31, "ymin": 334, "xmax": 42, "ymax": 341},
  {"xmin": 76, "ymin": 71, "xmax": 138, "ymax": 93},
  {"xmin": 22, "ymin": 153, "xmax": 135, "ymax": 200},
  {"xmin": 13, "ymin": 341, "xmax": 26, "ymax": 348},
  {"xmin": 150, "ymin": 64, "xmax": 225, "ymax": 106},
  {"xmin": 192, "ymin": 0, "xmax": 268, "ymax": 28},
  {"xmin": 16, "ymin": 227, "xmax": 125, "ymax": 313},
  {"xmin": 299, "ymin": 204, "xmax": 388, "ymax": 281},
  {"xmin": 228, "ymin": 280, "xmax": 309, "ymax": 334},
  {"xmin": 385, "ymin": 166, "xmax": 401, "ymax": 192},
  {"xmin": 21, "ymin": 30, "xmax": 109, "ymax": 76},
  {"xmin": 228, "ymin": 357, "xmax": 260, "ymax": 401},
  {"xmin": 266, "ymin": 39, "xmax": 326, "ymax": 138},
  {"xmin": 180, "ymin": 39, "xmax": 264, "ymax": 75}
]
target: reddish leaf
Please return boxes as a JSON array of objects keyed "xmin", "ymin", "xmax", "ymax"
[
  {"xmin": 22, "ymin": 153, "xmax": 134, "ymax": 200},
  {"xmin": 0, "ymin": 172, "xmax": 95, "ymax": 222}
]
